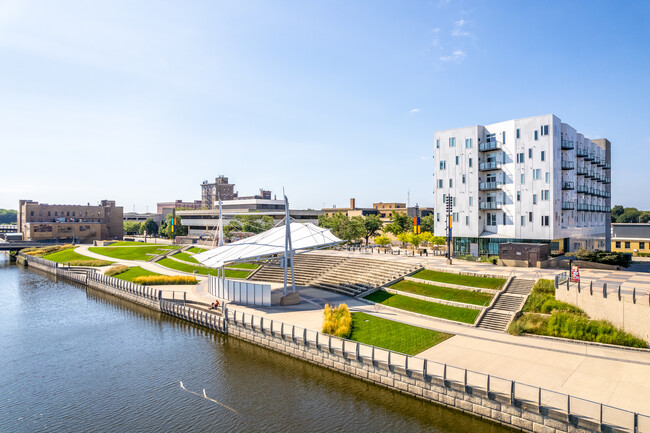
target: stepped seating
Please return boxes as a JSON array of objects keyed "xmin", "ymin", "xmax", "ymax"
[
  {"xmin": 249, "ymin": 252, "xmax": 421, "ymax": 298},
  {"xmin": 476, "ymin": 278, "xmax": 535, "ymax": 332}
]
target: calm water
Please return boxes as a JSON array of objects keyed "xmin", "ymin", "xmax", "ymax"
[{"xmin": 0, "ymin": 255, "xmax": 514, "ymax": 432}]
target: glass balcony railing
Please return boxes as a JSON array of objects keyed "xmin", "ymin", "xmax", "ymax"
[
  {"xmin": 561, "ymin": 160, "xmax": 575, "ymax": 170},
  {"xmin": 479, "ymin": 201, "xmax": 505, "ymax": 210},
  {"xmin": 577, "ymin": 184, "xmax": 588, "ymax": 193},
  {"xmin": 479, "ymin": 181, "xmax": 503, "ymax": 191},
  {"xmin": 562, "ymin": 202, "xmax": 575, "ymax": 210},
  {"xmin": 479, "ymin": 161, "xmax": 502, "ymax": 171},
  {"xmin": 479, "ymin": 141, "xmax": 501, "ymax": 152},
  {"xmin": 577, "ymin": 166, "xmax": 588, "ymax": 175},
  {"xmin": 584, "ymin": 152, "xmax": 594, "ymax": 161},
  {"xmin": 576, "ymin": 147, "xmax": 589, "ymax": 157},
  {"xmin": 562, "ymin": 181, "xmax": 575, "ymax": 190},
  {"xmin": 561, "ymin": 140, "xmax": 575, "ymax": 150}
]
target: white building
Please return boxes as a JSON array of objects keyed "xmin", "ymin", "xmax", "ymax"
[{"xmin": 433, "ymin": 114, "xmax": 611, "ymax": 256}]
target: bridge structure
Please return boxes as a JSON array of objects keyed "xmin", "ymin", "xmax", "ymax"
[{"xmin": 0, "ymin": 241, "xmax": 65, "ymax": 252}]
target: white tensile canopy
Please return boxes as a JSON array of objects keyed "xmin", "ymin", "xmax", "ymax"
[{"xmin": 194, "ymin": 222, "xmax": 342, "ymax": 269}]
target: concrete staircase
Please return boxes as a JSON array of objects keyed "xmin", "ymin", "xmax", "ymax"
[
  {"xmin": 476, "ymin": 278, "xmax": 535, "ymax": 331},
  {"xmin": 249, "ymin": 254, "xmax": 346, "ymax": 286}
]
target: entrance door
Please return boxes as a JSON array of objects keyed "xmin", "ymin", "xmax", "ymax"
[
  {"xmin": 470, "ymin": 243, "xmax": 478, "ymax": 257},
  {"xmin": 528, "ymin": 252, "xmax": 538, "ymax": 268}
]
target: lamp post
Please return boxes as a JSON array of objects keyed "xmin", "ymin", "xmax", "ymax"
[{"xmin": 446, "ymin": 195, "xmax": 453, "ymax": 264}]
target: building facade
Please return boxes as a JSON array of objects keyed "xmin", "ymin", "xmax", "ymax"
[
  {"xmin": 17, "ymin": 199, "xmax": 123, "ymax": 243},
  {"xmin": 156, "ymin": 200, "xmax": 203, "ymax": 215},
  {"xmin": 201, "ymin": 176, "xmax": 237, "ymax": 208},
  {"xmin": 433, "ymin": 114, "xmax": 611, "ymax": 256},
  {"xmin": 611, "ymin": 223, "xmax": 650, "ymax": 255}
]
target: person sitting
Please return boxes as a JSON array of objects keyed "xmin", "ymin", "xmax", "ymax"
[{"xmin": 209, "ymin": 300, "xmax": 220, "ymax": 310}]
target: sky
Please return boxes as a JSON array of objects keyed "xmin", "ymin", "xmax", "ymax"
[{"xmin": 1, "ymin": 0, "xmax": 649, "ymax": 212}]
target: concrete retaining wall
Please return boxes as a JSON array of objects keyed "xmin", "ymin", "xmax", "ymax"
[{"xmin": 403, "ymin": 276, "xmax": 498, "ymax": 294}]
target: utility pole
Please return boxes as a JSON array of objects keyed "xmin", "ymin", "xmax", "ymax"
[{"xmin": 446, "ymin": 195, "xmax": 453, "ymax": 264}]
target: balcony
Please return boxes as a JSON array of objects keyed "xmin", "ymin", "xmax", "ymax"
[
  {"xmin": 604, "ymin": 162, "xmax": 611, "ymax": 170},
  {"xmin": 577, "ymin": 203, "xmax": 595, "ymax": 212},
  {"xmin": 479, "ymin": 181, "xmax": 503, "ymax": 191},
  {"xmin": 562, "ymin": 202, "xmax": 575, "ymax": 210},
  {"xmin": 597, "ymin": 158, "xmax": 606, "ymax": 168},
  {"xmin": 562, "ymin": 181, "xmax": 575, "ymax": 190},
  {"xmin": 577, "ymin": 166, "xmax": 588, "ymax": 175},
  {"xmin": 479, "ymin": 141, "xmax": 501, "ymax": 152},
  {"xmin": 577, "ymin": 184, "xmax": 588, "ymax": 193},
  {"xmin": 479, "ymin": 201, "xmax": 504, "ymax": 210},
  {"xmin": 584, "ymin": 152, "xmax": 594, "ymax": 161},
  {"xmin": 561, "ymin": 160, "xmax": 575, "ymax": 170},
  {"xmin": 593, "ymin": 157, "xmax": 602, "ymax": 166},
  {"xmin": 561, "ymin": 140, "xmax": 575, "ymax": 150},
  {"xmin": 576, "ymin": 147, "xmax": 589, "ymax": 157},
  {"xmin": 479, "ymin": 161, "xmax": 502, "ymax": 171},
  {"xmin": 584, "ymin": 170, "xmax": 594, "ymax": 179},
  {"xmin": 604, "ymin": 176, "xmax": 611, "ymax": 184}
]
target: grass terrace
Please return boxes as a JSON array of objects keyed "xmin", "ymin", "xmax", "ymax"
[
  {"xmin": 111, "ymin": 266, "xmax": 162, "ymax": 282},
  {"xmin": 364, "ymin": 291, "xmax": 480, "ymax": 324},
  {"xmin": 412, "ymin": 270, "xmax": 506, "ymax": 290},
  {"xmin": 108, "ymin": 241, "xmax": 169, "ymax": 247},
  {"xmin": 349, "ymin": 312, "xmax": 453, "ymax": 355},
  {"xmin": 43, "ymin": 248, "xmax": 113, "ymax": 267},
  {"xmin": 187, "ymin": 247, "xmax": 208, "ymax": 254},
  {"xmin": 156, "ymin": 258, "xmax": 251, "ymax": 278},
  {"xmin": 389, "ymin": 280, "xmax": 494, "ymax": 306},
  {"xmin": 88, "ymin": 245, "xmax": 179, "ymax": 261},
  {"xmin": 172, "ymin": 251, "xmax": 198, "ymax": 264},
  {"xmin": 226, "ymin": 263, "xmax": 259, "ymax": 270}
]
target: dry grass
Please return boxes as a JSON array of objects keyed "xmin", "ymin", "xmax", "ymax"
[
  {"xmin": 133, "ymin": 275, "xmax": 198, "ymax": 285},
  {"xmin": 22, "ymin": 244, "xmax": 75, "ymax": 256},
  {"xmin": 105, "ymin": 265, "xmax": 130, "ymax": 276},
  {"xmin": 322, "ymin": 303, "xmax": 352, "ymax": 338}
]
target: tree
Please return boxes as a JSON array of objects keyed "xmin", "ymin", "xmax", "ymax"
[
  {"xmin": 611, "ymin": 205, "xmax": 624, "ymax": 222},
  {"xmin": 640, "ymin": 212, "xmax": 650, "ymax": 224},
  {"xmin": 362, "ymin": 214, "xmax": 383, "ymax": 246},
  {"xmin": 235, "ymin": 214, "xmax": 274, "ymax": 233},
  {"xmin": 616, "ymin": 208, "xmax": 641, "ymax": 223},
  {"xmin": 223, "ymin": 220, "xmax": 242, "ymax": 238},
  {"xmin": 420, "ymin": 214, "xmax": 434, "ymax": 233},
  {"xmin": 123, "ymin": 221, "xmax": 141, "ymax": 235},
  {"xmin": 374, "ymin": 235, "xmax": 391, "ymax": 247},
  {"xmin": 319, "ymin": 212, "xmax": 364, "ymax": 242},
  {"xmin": 396, "ymin": 232, "xmax": 410, "ymax": 246},
  {"xmin": 0, "ymin": 209, "xmax": 17, "ymax": 224},
  {"xmin": 139, "ymin": 218, "xmax": 158, "ymax": 237},
  {"xmin": 383, "ymin": 211, "xmax": 413, "ymax": 236},
  {"xmin": 159, "ymin": 213, "xmax": 188, "ymax": 238},
  {"xmin": 408, "ymin": 233, "xmax": 424, "ymax": 248}
]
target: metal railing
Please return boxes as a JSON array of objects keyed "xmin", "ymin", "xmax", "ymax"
[
  {"xmin": 479, "ymin": 201, "xmax": 504, "ymax": 210},
  {"xmin": 561, "ymin": 139, "xmax": 574, "ymax": 150},
  {"xmin": 561, "ymin": 160, "xmax": 575, "ymax": 170},
  {"xmin": 576, "ymin": 147, "xmax": 589, "ymax": 157},
  {"xmin": 479, "ymin": 161, "xmax": 502, "ymax": 171},
  {"xmin": 561, "ymin": 202, "xmax": 575, "ymax": 210},
  {"xmin": 479, "ymin": 181, "xmax": 503, "ymax": 191},
  {"xmin": 222, "ymin": 307, "xmax": 646, "ymax": 433},
  {"xmin": 479, "ymin": 141, "xmax": 501, "ymax": 152},
  {"xmin": 562, "ymin": 181, "xmax": 574, "ymax": 190}
]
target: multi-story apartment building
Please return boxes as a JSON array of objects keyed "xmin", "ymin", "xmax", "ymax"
[
  {"xmin": 433, "ymin": 115, "xmax": 611, "ymax": 256},
  {"xmin": 17, "ymin": 199, "xmax": 123, "ymax": 243}
]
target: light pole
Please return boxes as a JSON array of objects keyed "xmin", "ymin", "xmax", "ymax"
[{"xmin": 446, "ymin": 195, "xmax": 453, "ymax": 264}]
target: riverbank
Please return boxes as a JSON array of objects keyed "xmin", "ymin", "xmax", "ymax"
[{"xmin": 16, "ymin": 252, "xmax": 645, "ymax": 433}]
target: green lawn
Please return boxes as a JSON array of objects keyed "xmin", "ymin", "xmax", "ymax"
[
  {"xmin": 172, "ymin": 251, "xmax": 198, "ymax": 263},
  {"xmin": 226, "ymin": 262, "xmax": 259, "ymax": 270},
  {"xmin": 88, "ymin": 245, "xmax": 178, "ymax": 261},
  {"xmin": 187, "ymin": 247, "xmax": 208, "ymax": 254},
  {"xmin": 412, "ymin": 269, "xmax": 506, "ymax": 290},
  {"xmin": 364, "ymin": 291, "xmax": 480, "ymax": 324},
  {"xmin": 112, "ymin": 266, "xmax": 163, "ymax": 282},
  {"xmin": 390, "ymin": 280, "xmax": 493, "ymax": 306},
  {"xmin": 43, "ymin": 249, "xmax": 113, "ymax": 266},
  {"xmin": 349, "ymin": 312, "xmax": 453, "ymax": 355},
  {"xmin": 156, "ymin": 258, "xmax": 251, "ymax": 278},
  {"xmin": 108, "ymin": 241, "xmax": 169, "ymax": 247}
]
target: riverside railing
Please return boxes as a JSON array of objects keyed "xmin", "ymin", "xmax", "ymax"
[
  {"xmin": 87, "ymin": 271, "xmax": 160, "ymax": 300},
  {"xmin": 223, "ymin": 307, "xmax": 647, "ymax": 433}
]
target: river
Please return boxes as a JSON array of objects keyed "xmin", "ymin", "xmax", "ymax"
[{"xmin": 0, "ymin": 255, "xmax": 514, "ymax": 432}]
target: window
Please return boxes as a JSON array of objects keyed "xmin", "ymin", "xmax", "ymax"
[
  {"xmin": 516, "ymin": 129, "xmax": 520, "ymax": 139},
  {"xmin": 486, "ymin": 213, "xmax": 496, "ymax": 226},
  {"xmin": 625, "ymin": 242, "xmax": 630, "ymax": 249},
  {"xmin": 503, "ymin": 213, "xmax": 506, "ymax": 225},
  {"xmin": 542, "ymin": 125, "xmax": 549, "ymax": 136},
  {"xmin": 502, "ymin": 131, "xmax": 506, "ymax": 144},
  {"xmin": 465, "ymin": 138, "xmax": 472, "ymax": 148},
  {"xmin": 469, "ymin": 158, "xmax": 472, "ymax": 168},
  {"xmin": 521, "ymin": 215, "xmax": 525, "ymax": 226},
  {"xmin": 534, "ymin": 130, "xmax": 538, "ymax": 140},
  {"xmin": 456, "ymin": 156, "xmax": 459, "ymax": 165},
  {"xmin": 436, "ymin": 139, "xmax": 440, "ymax": 148},
  {"xmin": 541, "ymin": 216, "xmax": 549, "ymax": 226},
  {"xmin": 541, "ymin": 151, "xmax": 545, "ymax": 161},
  {"xmin": 533, "ymin": 194, "xmax": 537, "ymax": 204},
  {"xmin": 437, "ymin": 179, "xmax": 443, "ymax": 188},
  {"xmin": 529, "ymin": 212, "xmax": 533, "ymax": 222},
  {"xmin": 640, "ymin": 242, "xmax": 645, "ymax": 250},
  {"xmin": 439, "ymin": 161, "xmax": 446, "ymax": 170},
  {"xmin": 545, "ymin": 172, "xmax": 549, "ymax": 183},
  {"xmin": 533, "ymin": 169, "xmax": 541, "ymax": 180},
  {"xmin": 469, "ymin": 197, "xmax": 473, "ymax": 206},
  {"xmin": 30, "ymin": 211, "xmax": 34, "ymax": 216},
  {"xmin": 542, "ymin": 190, "xmax": 549, "ymax": 200},
  {"xmin": 517, "ymin": 152, "xmax": 524, "ymax": 163},
  {"xmin": 442, "ymin": 194, "xmax": 446, "ymax": 203},
  {"xmin": 453, "ymin": 197, "xmax": 456, "ymax": 206},
  {"xmin": 517, "ymin": 191, "xmax": 521, "ymax": 201},
  {"xmin": 462, "ymin": 174, "xmax": 466, "ymax": 184},
  {"xmin": 528, "ymin": 148, "xmax": 533, "ymax": 159},
  {"xmin": 449, "ymin": 137, "xmax": 456, "ymax": 147},
  {"xmin": 615, "ymin": 241, "xmax": 621, "ymax": 249},
  {"xmin": 437, "ymin": 213, "xmax": 440, "ymax": 222},
  {"xmin": 449, "ymin": 179, "xmax": 453, "ymax": 187},
  {"xmin": 465, "ymin": 216, "xmax": 469, "ymax": 225},
  {"xmin": 521, "ymin": 173, "xmax": 525, "ymax": 183}
]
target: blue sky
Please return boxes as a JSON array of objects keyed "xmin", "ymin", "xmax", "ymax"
[{"xmin": 1, "ymin": 0, "xmax": 649, "ymax": 212}]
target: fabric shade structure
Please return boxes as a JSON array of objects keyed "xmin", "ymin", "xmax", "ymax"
[{"xmin": 193, "ymin": 222, "xmax": 342, "ymax": 269}]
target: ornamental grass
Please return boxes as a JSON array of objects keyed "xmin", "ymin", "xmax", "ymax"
[
  {"xmin": 322, "ymin": 303, "xmax": 352, "ymax": 338},
  {"xmin": 22, "ymin": 244, "xmax": 75, "ymax": 256},
  {"xmin": 105, "ymin": 265, "xmax": 130, "ymax": 276},
  {"xmin": 133, "ymin": 275, "xmax": 198, "ymax": 285}
]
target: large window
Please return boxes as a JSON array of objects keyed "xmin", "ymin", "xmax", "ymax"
[
  {"xmin": 640, "ymin": 242, "xmax": 646, "ymax": 250},
  {"xmin": 436, "ymin": 139, "xmax": 440, "ymax": 148},
  {"xmin": 516, "ymin": 129, "xmax": 520, "ymax": 139},
  {"xmin": 541, "ymin": 216, "xmax": 549, "ymax": 226},
  {"xmin": 541, "ymin": 125, "xmax": 549, "ymax": 136},
  {"xmin": 625, "ymin": 242, "xmax": 631, "ymax": 249},
  {"xmin": 449, "ymin": 137, "xmax": 456, "ymax": 147},
  {"xmin": 465, "ymin": 138, "xmax": 472, "ymax": 148},
  {"xmin": 541, "ymin": 151, "xmax": 545, "ymax": 161},
  {"xmin": 616, "ymin": 241, "xmax": 621, "ymax": 249}
]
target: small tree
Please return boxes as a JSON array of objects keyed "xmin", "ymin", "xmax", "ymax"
[
  {"xmin": 139, "ymin": 218, "xmax": 158, "ymax": 237},
  {"xmin": 396, "ymin": 232, "xmax": 410, "ymax": 246},
  {"xmin": 611, "ymin": 205, "xmax": 624, "ymax": 222},
  {"xmin": 409, "ymin": 233, "xmax": 423, "ymax": 248},
  {"xmin": 235, "ymin": 214, "xmax": 274, "ymax": 233},
  {"xmin": 420, "ymin": 214, "xmax": 434, "ymax": 232},
  {"xmin": 374, "ymin": 235, "xmax": 391, "ymax": 247},
  {"xmin": 123, "ymin": 221, "xmax": 141, "ymax": 235},
  {"xmin": 159, "ymin": 213, "xmax": 188, "ymax": 238},
  {"xmin": 362, "ymin": 214, "xmax": 383, "ymax": 246}
]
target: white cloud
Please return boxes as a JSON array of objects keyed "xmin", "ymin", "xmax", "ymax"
[
  {"xmin": 432, "ymin": 27, "xmax": 440, "ymax": 33},
  {"xmin": 452, "ymin": 19, "xmax": 470, "ymax": 37},
  {"xmin": 440, "ymin": 50, "xmax": 466, "ymax": 62},
  {"xmin": 409, "ymin": 108, "xmax": 420, "ymax": 114},
  {"xmin": 419, "ymin": 156, "xmax": 430, "ymax": 161}
]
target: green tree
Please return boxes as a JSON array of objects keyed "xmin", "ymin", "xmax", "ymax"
[
  {"xmin": 0, "ymin": 209, "xmax": 17, "ymax": 224},
  {"xmin": 374, "ymin": 235, "xmax": 391, "ymax": 247},
  {"xmin": 139, "ymin": 218, "xmax": 158, "ymax": 236},
  {"xmin": 396, "ymin": 232, "xmax": 410, "ymax": 246},
  {"xmin": 223, "ymin": 220, "xmax": 242, "ymax": 238},
  {"xmin": 640, "ymin": 212, "xmax": 650, "ymax": 223},
  {"xmin": 383, "ymin": 211, "xmax": 413, "ymax": 236},
  {"xmin": 616, "ymin": 208, "xmax": 641, "ymax": 223},
  {"xmin": 611, "ymin": 205, "xmax": 624, "ymax": 222},
  {"xmin": 123, "ymin": 221, "xmax": 141, "ymax": 235},
  {"xmin": 319, "ymin": 212, "xmax": 364, "ymax": 242},
  {"xmin": 362, "ymin": 214, "xmax": 383, "ymax": 246},
  {"xmin": 420, "ymin": 214, "xmax": 434, "ymax": 232},
  {"xmin": 408, "ymin": 233, "xmax": 424, "ymax": 248},
  {"xmin": 159, "ymin": 213, "xmax": 188, "ymax": 238},
  {"xmin": 235, "ymin": 214, "xmax": 274, "ymax": 233}
]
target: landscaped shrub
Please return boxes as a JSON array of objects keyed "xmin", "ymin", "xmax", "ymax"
[
  {"xmin": 574, "ymin": 249, "xmax": 632, "ymax": 267},
  {"xmin": 322, "ymin": 303, "xmax": 352, "ymax": 338},
  {"xmin": 508, "ymin": 313, "xmax": 549, "ymax": 336},
  {"xmin": 22, "ymin": 244, "xmax": 75, "ymax": 256},
  {"xmin": 66, "ymin": 259, "xmax": 113, "ymax": 267},
  {"xmin": 547, "ymin": 312, "xmax": 646, "ymax": 348},
  {"xmin": 105, "ymin": 265, "xmax": 129, "ymax": 276},
  {"xmin": 133, "ymin": 275, "xmax": 198, "ymax": 285},
  {"xmin": 522, "ymin": 279, "xmax": 582, "ymax": 314}
]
